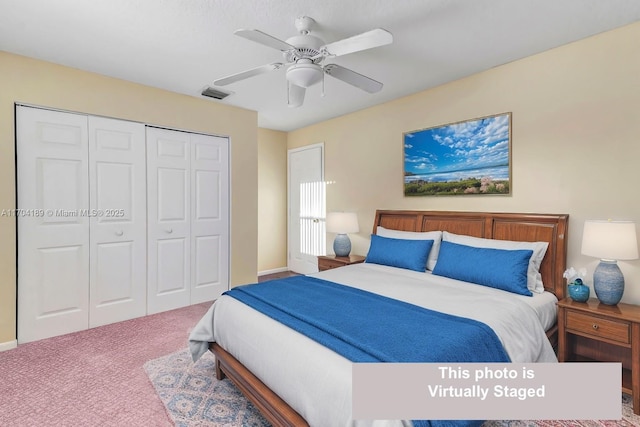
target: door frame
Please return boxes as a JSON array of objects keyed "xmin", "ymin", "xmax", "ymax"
[{"xmin": 287, "ymin": 142, "xmax": 325, "ymax": 273}]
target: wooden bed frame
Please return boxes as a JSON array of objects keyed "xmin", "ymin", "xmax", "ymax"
[{"xmin": 211, "ymin": 210, "xmax": 569, "ymax": 427}]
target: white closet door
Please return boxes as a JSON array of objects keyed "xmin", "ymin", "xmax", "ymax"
[
  {"xmin": 17, "ymin": 106, "xmax": 90, "ymax": 343},
  {"xmin": 190, "ymin": 133, "xmax": 229, "ymax": 304},
  {"xmin": 88, "ymin": 116, "xmax": 147, "ymax": 327},
  {"xmin": 146, "ymin": 127, "xmax": 191, "ymax": 313}
]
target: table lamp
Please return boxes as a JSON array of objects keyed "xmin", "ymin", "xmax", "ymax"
[
  {"xmin": 581, "ymin": 219, "xmax": 639, "ymax": 305},
  {"xmin": 326, "ymin": 212, "xmax": 359, "ymax": 257}
]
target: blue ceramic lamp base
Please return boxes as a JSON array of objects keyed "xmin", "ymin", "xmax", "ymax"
[
  {"xmin": 333, "ymin": 234, "xmax": 352, "ymax": 257},
  {"xmin": 593, "ymin": 260, "xmax": 624, "ymax": 305}
]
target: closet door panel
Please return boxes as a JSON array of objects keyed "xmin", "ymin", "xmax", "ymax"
[
  {"xmin": 156, "ymin": 238, "xmax": 188, "ymax": 293},
  {"xmin": 191, "ymin": 134, "xmax": 229, "ymax": 304},
  {"xmin": 88, "ymin": 117, "xmax": 146, "ymax": 327},
  {"xmin": 17, "ymin": 106, "xmax": 90, "ymax": 343},
  {"xmin": 147, "ymin": 127, "xmax": 190, "ymax": 314}
]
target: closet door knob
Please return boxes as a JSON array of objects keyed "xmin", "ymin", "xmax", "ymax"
[
  {"xmin": 166, "ymin": 228, "xmax": 173, "ymax": 234},
  {"xmin": 115, "ymin": 230, "xmax": 124, "ymax": 236}
]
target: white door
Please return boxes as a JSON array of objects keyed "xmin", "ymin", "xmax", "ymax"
[
  {"xmin": 146, "ymin": 127, "xmax": 191, "ymax": 314},
  {"xmin": 17, "ymin": 106, "xmax": 90, "ymax": 343},
  {"xmin": 288, "ymin": 144, "xmax": 325, "ymax": 274},
  {"xmin": 88, "ymin": 116, "xmax": 147, "ymax": 327},
  {"xmin": 190, "ymin": 133, "xmax": 229, "ymax": 304}
]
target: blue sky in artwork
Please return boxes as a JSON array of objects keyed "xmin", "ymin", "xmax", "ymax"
[{"xmin": 404, "ymin": 114, "xmax": 510, "ymax": 177}]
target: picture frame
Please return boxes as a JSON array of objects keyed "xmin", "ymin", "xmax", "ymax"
[{"xmin": 403, "ymin": 112, "xmax": 512, "ymax": 196}]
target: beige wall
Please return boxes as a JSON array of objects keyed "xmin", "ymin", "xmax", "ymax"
[
  {"xmin": 257, "ymin": 128, "xmax": 288, "ymax": 273},
  {"xmin": 0, "ymin": 51, "xmax": 258, "ymax": 345},
  {"xmin": 288, "ymin": 22, "xmax": 640, "ymax": 304}
]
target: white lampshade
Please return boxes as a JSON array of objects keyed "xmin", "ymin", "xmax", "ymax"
[
  {"xmin": 326, "ymin": 212, "xmax": 359, "ymax": 234},
  {"xmin": 581, "ymin": 220, "xmax": 639, "ymax": 261}
]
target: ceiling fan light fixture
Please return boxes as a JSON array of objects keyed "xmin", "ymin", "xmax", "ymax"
[
  {"xmin": 286, "ymin": 62, "xmax": 323, "ymax": 88},
  {"xmin": 218, "ymin": 16, "xmax": 393, "ymax": 107}
]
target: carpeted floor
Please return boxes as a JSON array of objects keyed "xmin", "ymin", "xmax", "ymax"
[
  {"xmin": 0, "ymin": 302, "xmax": 212, "ymax": 427},
  {"xmin": 146, "ymin": 348, "xmax": 640, "ymax": 427},
  {"xmin": 3, "ymin": 297, "xmax": 639, "ymax": 427}
]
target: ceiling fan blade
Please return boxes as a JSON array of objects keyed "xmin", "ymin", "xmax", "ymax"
[
  {"xmin": 235, "ymin": 29, "xmax": 296, "ymax": 52},
  {"xmin": 288, "ymin": 82, "xmax": 306, "ymax": 108},
  {"xmin": 214, "ymin": 63, "xmax": 283, "ymax": 86},
  {"xmin": 324, "ymin": 64, "xmax": 383, "ymax": 93},
  {"xmin": 321, "ymin": 28, "xmax": 393, "ymax": 57}
]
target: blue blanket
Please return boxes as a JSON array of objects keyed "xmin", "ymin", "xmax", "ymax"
[
  {"xmin": 224, "ymin": 276, "xmax": 509, "ymax": 363},
  {"xmin": 224, "ymin": 275, "xmax": 509, "ymax": 426}
]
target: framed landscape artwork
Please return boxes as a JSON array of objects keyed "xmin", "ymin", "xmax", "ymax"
[{"xmin": 403, "ymin": 112, "xmax": 512, "ymax": 196}]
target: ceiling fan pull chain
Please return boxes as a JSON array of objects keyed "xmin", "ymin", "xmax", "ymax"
[{"xmin": 321, "ymin": 72, "xmax": 325, "ymax": 97}]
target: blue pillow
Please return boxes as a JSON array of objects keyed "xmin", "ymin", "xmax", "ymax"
[
  {"xmin": 365, "ymin": 234, "xmax": 434, "ymax": 272},
  {"xmin": 432, "ymin": 241, "xmax": 533, "ymax": 296}
]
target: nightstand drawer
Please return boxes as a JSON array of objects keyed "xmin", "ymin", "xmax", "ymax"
[
  {"xmin": 317, "ymin": 255, "xmax": 366, "ymax": 271},
  {"xmin": 320, "ymin": 259, "xmax": 346, "ymax": 270},
  {"xmin": 566, "ymin": 310, "xmax": 630, "ymax": 344}
]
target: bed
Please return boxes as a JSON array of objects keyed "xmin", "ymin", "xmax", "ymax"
[{"xmin": 189, "ymin": 210, "xmax": 569, "ymax": 427}]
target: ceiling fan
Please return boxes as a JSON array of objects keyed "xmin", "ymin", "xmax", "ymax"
[{"xmin": 213, "ymin": 16, "xmax": 393, "ymax": 107}]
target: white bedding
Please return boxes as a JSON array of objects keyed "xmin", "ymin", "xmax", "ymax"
[{"xmin": 189, "ymin": 263, "xmax": 558, "ymax": 427}]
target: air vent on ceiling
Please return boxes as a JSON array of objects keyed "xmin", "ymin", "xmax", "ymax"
[{"xmin": 201, "ymin": 86, "xmax": 231, "ymax": 100}]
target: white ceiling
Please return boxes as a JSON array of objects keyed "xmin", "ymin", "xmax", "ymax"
[{"xmin": 1, "ymin": 0, "xmax": 640, "ymax": 131}]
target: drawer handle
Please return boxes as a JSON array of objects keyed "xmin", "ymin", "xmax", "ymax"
[{"xmin": 592, "ymin": 324, "xmax": 599, "ymax": 330}]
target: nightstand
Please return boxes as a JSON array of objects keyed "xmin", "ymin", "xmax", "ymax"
[
  {"xmin": 557, "ymin": 297, "xmax": 640, "ymax": 414},
  {"xmin": 317, "ymin": 254, "xmax": 365, "ymax": 271}
]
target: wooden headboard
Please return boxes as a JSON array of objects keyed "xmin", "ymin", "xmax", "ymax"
[{"xmin": 372, "ymin": 210, "xmax": 569, "ymax": 299}]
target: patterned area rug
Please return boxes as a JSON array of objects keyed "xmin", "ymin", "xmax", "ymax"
[
  {"xmin": 482, "ymin": 393, "xmax": 640, "ymax": 427},
  {"xmin": 145, "ymin": 349, "xmax": 640, "ymax": 427},
  {"xmin": 144, "ymin": 348, "xmax": 269, "ymax": 427},
  {"xmin": 482, "ymin": 393, "xmax": 640, "ymax": 426}
]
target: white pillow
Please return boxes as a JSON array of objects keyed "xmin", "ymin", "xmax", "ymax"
[
  {"xmin": 376, "ymin": 226, "xmax": 442, "ymax": 271},
  {"xmin": 442, "ymin": 231, "xmax": 548, "ymax": 293}
]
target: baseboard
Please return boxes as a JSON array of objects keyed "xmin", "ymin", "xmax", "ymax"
[
  {"xmin": 258, "ymin": 267, "xmax": 288, "ymax": 276},
  {"xmin": 0, "ymin": 339, "xmax": 17, "ymax": 352}
]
